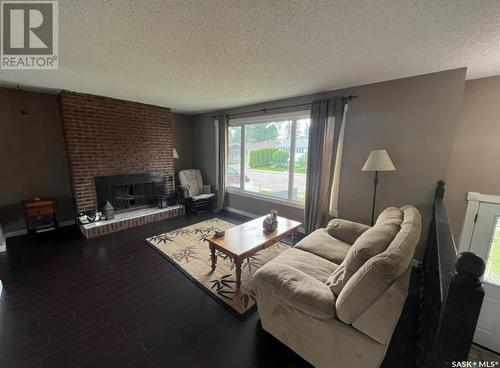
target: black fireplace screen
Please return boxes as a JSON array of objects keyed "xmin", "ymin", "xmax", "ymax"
[
  {"xmin": 95, "ymin": 173, "xmax": 168, "ymax": 211},
  {"xmin": 110, "ymin": 182, "xmax": 155, "ymax": 209}
]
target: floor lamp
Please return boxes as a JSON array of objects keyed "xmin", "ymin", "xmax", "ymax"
[{"xmin": 362, "ymin": 149, "xmax": 396, "ymax": 226}]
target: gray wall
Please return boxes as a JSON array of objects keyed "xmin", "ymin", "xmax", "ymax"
[
  {"xmin": 0, "ymin": 87, "xmax": 74, "ymax": 233},
  {"xmin": 445, "ymin": 76, "xmax": 500, "ymax": 241},
  {"xmin": 172, "ymin": 113, "xmax": 194, "ymax": 177},
  {"xmin": 0, "ymin": 90, "xmax": 196, "ymax": 234},
  {"xmin": 192, "ymin": 68, "xmax": 467, "ymax": 259}
]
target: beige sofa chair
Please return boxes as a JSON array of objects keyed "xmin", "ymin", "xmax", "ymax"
[{"xmin": 253, "ymin": 206, "xmax": 421, "ymax": 368}]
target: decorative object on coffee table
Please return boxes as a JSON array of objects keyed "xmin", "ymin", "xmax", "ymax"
[
  {"xmin": 214, "ymin": 228, "xmax": 225, "ymax": 237},
  {"xmin": 263, "ymin": 209, "xmax": 279, "ymax": 232},
  {"xmin": 206, "ymin": 215, "xmax": 300, "ymax": 290},
  {"xmin": 23, "ymin": 197, "xmax": 57, "ymax": 234}
]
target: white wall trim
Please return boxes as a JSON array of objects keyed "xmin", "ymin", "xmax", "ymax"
[
  {"xmin": 457, "ymin": 192, "xmax": 500, "ymax": 253},
  {"xmin": 224, "ymin": 206, "xmax": 305, "ymax": 233},
  {"xmin": 467, "ymin": 192, "xmax": 500, "ymax": 205},
  {"xmin": 5, "ymin": 220, "xmax": 76, "ymax": 239},
  {"xmin": 226, "ymin": 188, "xmax": 305, "ymax": 209},
  {"xmin": 224, "ymin": 206, "xmax": 259, "ymax": 219},
  {"xmin": 5, "ymin": 229, "xmax": 28, "ymax": 239}
]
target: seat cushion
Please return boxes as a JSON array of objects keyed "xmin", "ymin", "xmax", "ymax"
[
  {"xmin": 270, "ymin": 248, "xmax": 339, "ymax": 282},
  {"xmin": 254, "ymin": 261, "xmax": 336, "ymax": 319},
  {"xmin": 192, "ymin": 193, "xmax": 215, "ymax": 201},
  {"xmin": 294, "ymin": 229, "xmax": 350, "ymax": 264},
  {"xmin": 326, "ymin": 222, "xmax": 401, "ymax": 295}
]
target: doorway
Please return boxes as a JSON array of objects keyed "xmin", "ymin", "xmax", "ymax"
[{"xmin": 460, "ymin": 193, "xmax": 500, "ymax": 353}]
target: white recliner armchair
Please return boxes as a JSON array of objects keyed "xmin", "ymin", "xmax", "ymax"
[{"xmin": 178, "ymin": 169, "xmax": 215, "ymax": 214}]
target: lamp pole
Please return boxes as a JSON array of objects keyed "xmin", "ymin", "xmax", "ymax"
[
  {"xmin": 362, "ymin": 149, "xmax": 396, "ymax": 226},
  {"xmin": 370, "ymin": 171, "xmax": 379, "ymax": 226}
]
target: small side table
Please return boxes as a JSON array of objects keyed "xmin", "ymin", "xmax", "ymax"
[{"xmin": 23, "ymin": 198, "xmax": 57, "ymax": 234}]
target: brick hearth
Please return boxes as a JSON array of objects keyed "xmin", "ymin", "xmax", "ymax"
[{"xmin": 80, "ymin": 205, "xmax": 184, "ymax": 238}]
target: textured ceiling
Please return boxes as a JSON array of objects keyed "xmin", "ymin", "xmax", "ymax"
[{"xmin": 1, "ymin": 0, "xmax": 499, "ymax": 113}]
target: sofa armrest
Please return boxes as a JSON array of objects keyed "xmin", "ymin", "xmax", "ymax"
[
  {"xmin": 326, "ymin": 219, "xmax": 371, "ymax": 245},
  {"xmin": 254, "ymin": 262, "xmax": 336, "ymax": 319}
]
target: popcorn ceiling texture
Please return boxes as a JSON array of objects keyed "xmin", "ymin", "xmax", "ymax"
[
  {"xmin": 59, "ymin": 91, "xmax": 174, "ymax": 213},
  {"xmin": 1, "ymin": 0, "xmax": 499, "ymax": 113}
]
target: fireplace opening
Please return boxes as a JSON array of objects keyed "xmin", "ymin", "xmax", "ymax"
[
  {"xmin": 110, "ymin": 182, "xmax": 155, "ymax": 209},
  {"xmin": 95, "ymin": 173, "xmax": 167, "ymax": 211}
]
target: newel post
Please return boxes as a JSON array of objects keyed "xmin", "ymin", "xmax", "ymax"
[
  {"xmin": 435, "ymin": 180, "xmax": 445, "ymax": 199},
  {"xmin": 431, "ymin": 252, "xmax": 485, "ymax": 367}
]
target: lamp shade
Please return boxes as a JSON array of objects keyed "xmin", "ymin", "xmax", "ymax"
[
  {"xmin": 173, "ymin": 148, "xmax": 179, "ymax": 159},
  {"xmin": 362, "ymin": 149, "xmax": 396, "ymax": 172}
]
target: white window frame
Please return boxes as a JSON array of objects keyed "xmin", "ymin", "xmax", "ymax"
[
  {"xmin": 458, "ymin": 192, "xmax": 500, "ymax": 253},
  {"xmin": 226, "ymin": 111, "xmax": 310, "ymax": 207}
]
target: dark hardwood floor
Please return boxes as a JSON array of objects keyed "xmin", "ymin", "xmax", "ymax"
[{"xmin": 0, "ymin": 211, "xmax": 419, "ymax": 368}]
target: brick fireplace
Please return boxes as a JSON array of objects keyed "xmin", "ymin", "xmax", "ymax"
[{"xmin": 59, "ymin": 91, "xmax": 183, "ymax": 237}]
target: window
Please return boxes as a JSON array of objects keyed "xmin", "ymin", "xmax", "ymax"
[{"xmin": 226, "ymin": 112, "xmax": 310, "ymax": 204}]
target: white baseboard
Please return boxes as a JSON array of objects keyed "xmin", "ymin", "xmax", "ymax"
[
  {"xmin": 5, "ymin": 219, "xmax": 76, "ymax": 239},
  {"xmin": 224, "ymin": 207, "xmax": 259, "ymax": 219},
  {"xmin": 224, "ymin": 207, "xmax": 305, "ymax": 234},
  {"xmin": 5, "ymin": 229, "xmax": 27, "ymax": 239}
]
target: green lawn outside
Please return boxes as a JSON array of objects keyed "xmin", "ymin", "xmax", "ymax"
[{"xmin": 249, "ymin": 165, "xmax": 307, "ymax": 174}]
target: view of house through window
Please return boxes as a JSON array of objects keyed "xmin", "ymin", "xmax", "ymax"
[{"xmin": 226, "ymin": 114, "xmax": 310, "ymax": 203}]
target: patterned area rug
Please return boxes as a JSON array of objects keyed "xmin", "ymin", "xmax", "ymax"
[{"xmin": 145, "ymin": 218, "xmax": 289, "ymax": 318}]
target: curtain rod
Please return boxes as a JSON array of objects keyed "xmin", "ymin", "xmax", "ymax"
[{"xmin": 210, "ymin": 95, "xmax": 358, "ymax": 119}]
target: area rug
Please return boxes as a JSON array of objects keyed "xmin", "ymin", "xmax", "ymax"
[{"xmin": 145, "ymin": 218, "xmax": 289, "ymax": 318}]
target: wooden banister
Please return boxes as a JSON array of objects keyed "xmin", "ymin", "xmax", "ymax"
[{"xmin": 416, "ymin": 181, "xmax": 485, "ymax": 367}]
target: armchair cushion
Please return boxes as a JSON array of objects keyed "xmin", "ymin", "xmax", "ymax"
[
  {"xmin": 375, "ymin": 207, "xmax": 403, "ymax": 226},
  {"xmin": 178, "ymin": 169, "xmax": 204, "ymax": 197},
  {"xmin": 294, "ymin": 229, "xmax": 350, "ymax": 264},
  {"xmin": 326, "ymin": 219, "xmax": 371, "ymax": 245},
  {"xmin": 327, "ymin": 222, "xmax": 401, "ymax": 295},
  {"xmin": 254, "ymin": 260, "xmax": 336, "ymax": 320},
  {"xmin": 192, "ymin": 193, "xmax": 215, "ymax": 201}
]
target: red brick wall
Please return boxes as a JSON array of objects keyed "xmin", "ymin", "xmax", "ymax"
[{"xmin": 59, "ymin": 91, "xmax": 174, "ymax": 213}]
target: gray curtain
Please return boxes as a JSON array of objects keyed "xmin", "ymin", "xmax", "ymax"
[
  {"xmin": 304, "ymin": 97, "xmax": 346, "ymax": 233},
  {"xmin": 215, "ymin": 115, "xmax": 228, "ymax": 212}
]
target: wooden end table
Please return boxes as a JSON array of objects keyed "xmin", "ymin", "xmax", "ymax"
[{"xmin": 205, "ymin": 216, "xmax": 301, "ymax": 289}]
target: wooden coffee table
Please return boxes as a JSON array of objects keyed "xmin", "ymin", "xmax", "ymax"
[{"xmin": 205, "ymin": 216, "xmax": 301, "ymax": 289}]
